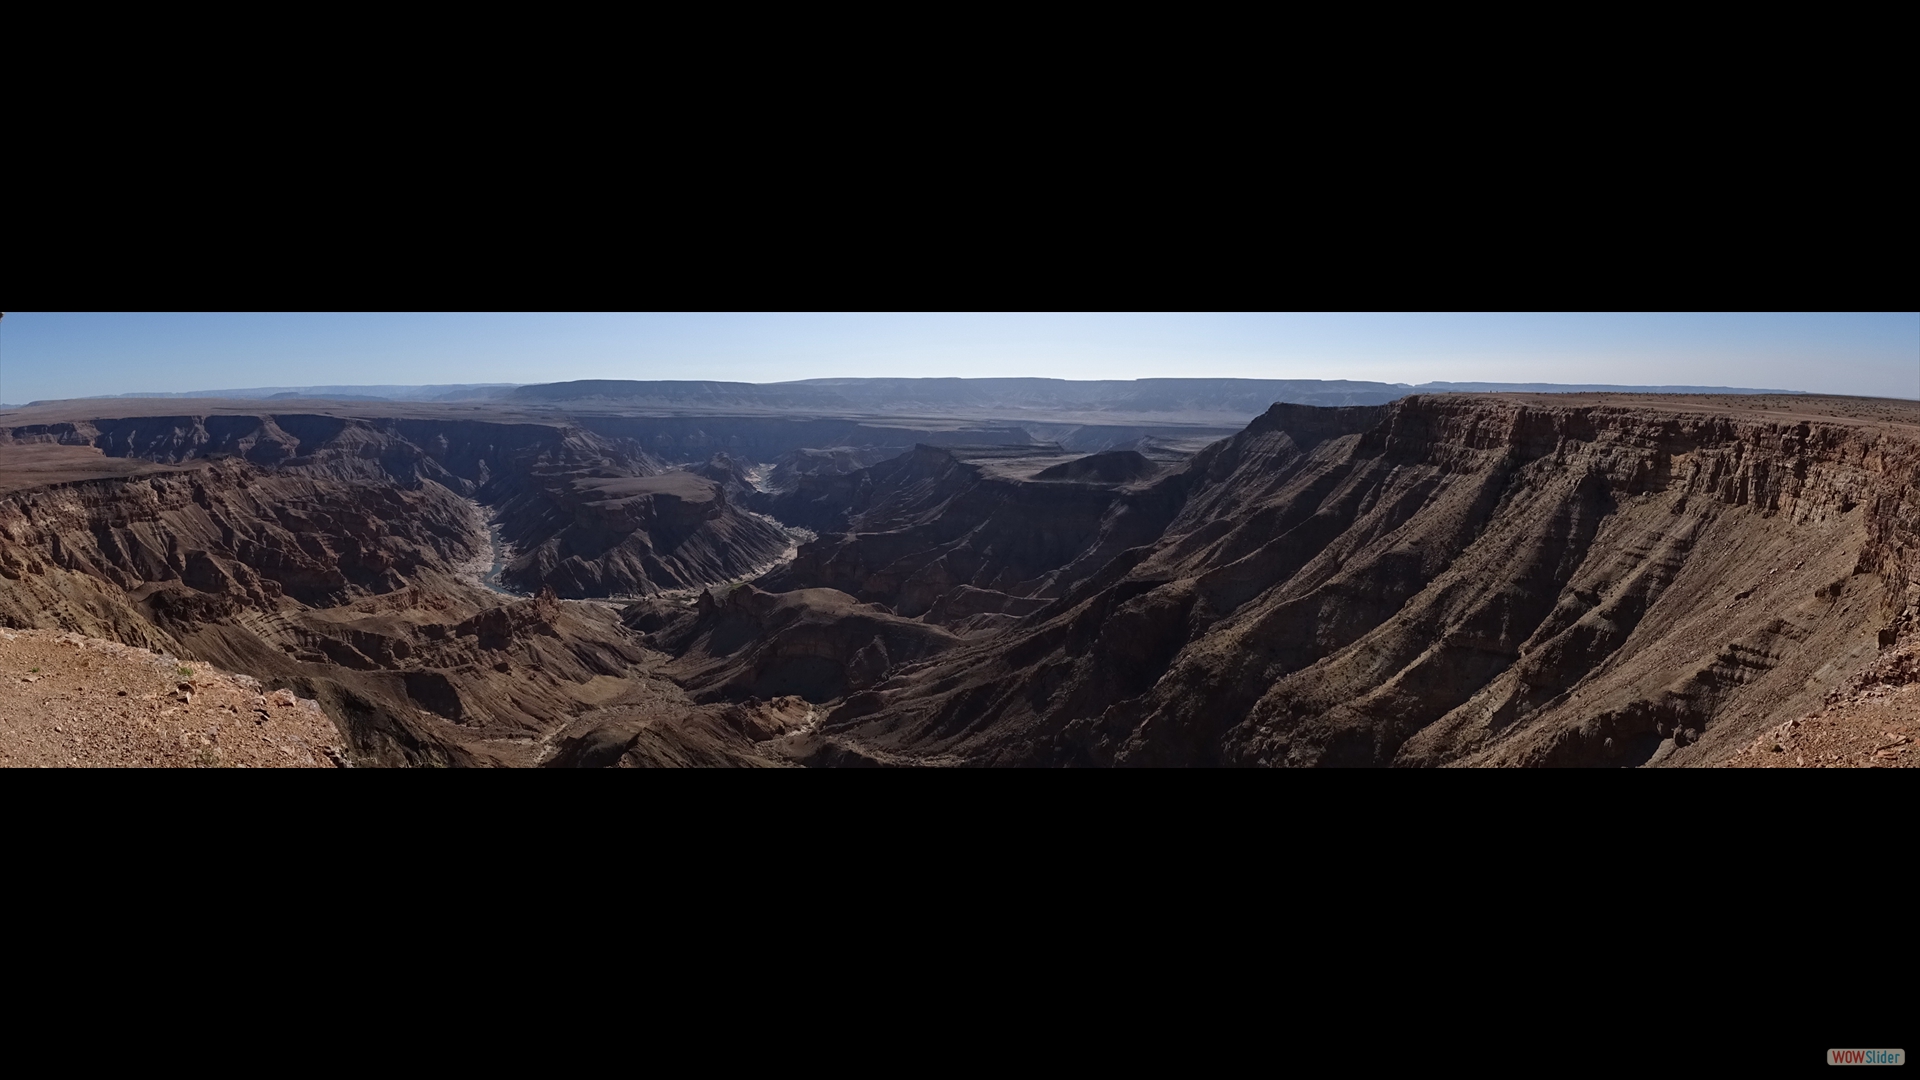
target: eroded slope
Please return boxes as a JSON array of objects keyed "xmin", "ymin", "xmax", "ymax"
[
  {"xmin": 0, "ymin": 410, "xmax": 811, "ymax": 765},
  {"xmin": 783, "ymin": 397, "xmax": 1920, "ymax": 767}
]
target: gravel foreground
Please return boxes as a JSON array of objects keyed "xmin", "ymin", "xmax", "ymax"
[
  {"xmin": 1722, "ymin": 637, "xmax": 1920, "ymax": 768},
  {"xmin": 0, "ymin": 629, "xmax": 344, "ymax": 768}
]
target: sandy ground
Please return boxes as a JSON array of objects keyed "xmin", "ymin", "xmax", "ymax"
[{"xmin": 0, "ymin": 629, "xmax": 343, "ymax": 768}]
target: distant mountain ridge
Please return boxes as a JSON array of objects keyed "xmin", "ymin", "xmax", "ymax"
[
  {"xmin": 25, "ymin": 377, "xmax": 1808, "ymax": 415},
  {"xmin": 504, "ymin": 377, "xmax": 1411, "ymax": 415},
  {"xmin": 74, "ymin": 384, "xmax": 519, "ymax": 403},
  {"xmin": 498, "ymin": 377, "xmax": 1810, "ymax": 421}
]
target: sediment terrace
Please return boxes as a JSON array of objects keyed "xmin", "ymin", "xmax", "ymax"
[{"xmin": 1, "ymin": 391, "xmax": 1915, "ymax": 767}]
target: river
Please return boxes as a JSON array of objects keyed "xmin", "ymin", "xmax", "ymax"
[{"xmin": 455, "ymin": 495, "xmax": 812, "ymax": 602}]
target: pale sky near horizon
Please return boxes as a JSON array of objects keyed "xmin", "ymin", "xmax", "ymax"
[{"xmin": 0, "ymin": 312, "xmax": 1914, "ymax": 404}]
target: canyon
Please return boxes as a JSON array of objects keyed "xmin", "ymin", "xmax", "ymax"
[{"xmin": 2, "ymin": 384, "xmax": 1915, "ymax": 767}]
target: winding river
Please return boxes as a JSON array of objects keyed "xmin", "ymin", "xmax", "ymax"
[{"xmin": 456, "ymin": 493, "xmax": 812, "ymax": 602}]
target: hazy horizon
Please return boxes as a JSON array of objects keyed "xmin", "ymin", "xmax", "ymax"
[{"xmin": 2, "ymin": 312, "xmax": 1914, "ymax": 404}]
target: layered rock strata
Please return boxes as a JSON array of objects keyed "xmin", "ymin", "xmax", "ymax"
[
  {"xmin": 0, "ymin": 413, "xmax": 792, "ymax": 599},
  {"xmin": 788, "ymin": 397, "xmax": 1920, "ymax": 767},
  {"xmin": 0, "ymin": 412, "xmax": 816, "ymax": 765}
]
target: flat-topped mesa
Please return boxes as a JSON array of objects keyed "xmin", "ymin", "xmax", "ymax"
[
  {"xmin": 571, "ymin": 473, "xmax": 724, "ymax": 530},
  {"xmin": 1242, "ymin": 401, "xmax": 1391, "ymax": 449},
  {"xmin": 796, "ymin": 394, "xmax": 1920, "ymax": 768}
]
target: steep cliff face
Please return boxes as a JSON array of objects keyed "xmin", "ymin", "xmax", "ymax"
[
  {"xmin": 0, "ymin": 458, "xmax": 479, "ymax": 618},
  {"xmin": 796, "ymin": 397, "xmax": 1920, "ymax": 767}
]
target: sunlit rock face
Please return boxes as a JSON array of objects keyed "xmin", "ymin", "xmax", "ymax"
[{"xmin": 778, "ymin": 397, "xmax": 1920, "ymax": 769}]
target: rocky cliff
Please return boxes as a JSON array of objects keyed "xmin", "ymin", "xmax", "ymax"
[
  {"xmin": 0, "ymin": 412, "xmax": 793, "ymax": 599},
  {"xmin": 784, "ymin": 396, "xmax": 1920, "ymax": 767}
]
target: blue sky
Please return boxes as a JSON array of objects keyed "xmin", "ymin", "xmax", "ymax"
[{"xmin": 1, "ymin": 312, "xmax": 1914, "ymax": 403}]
